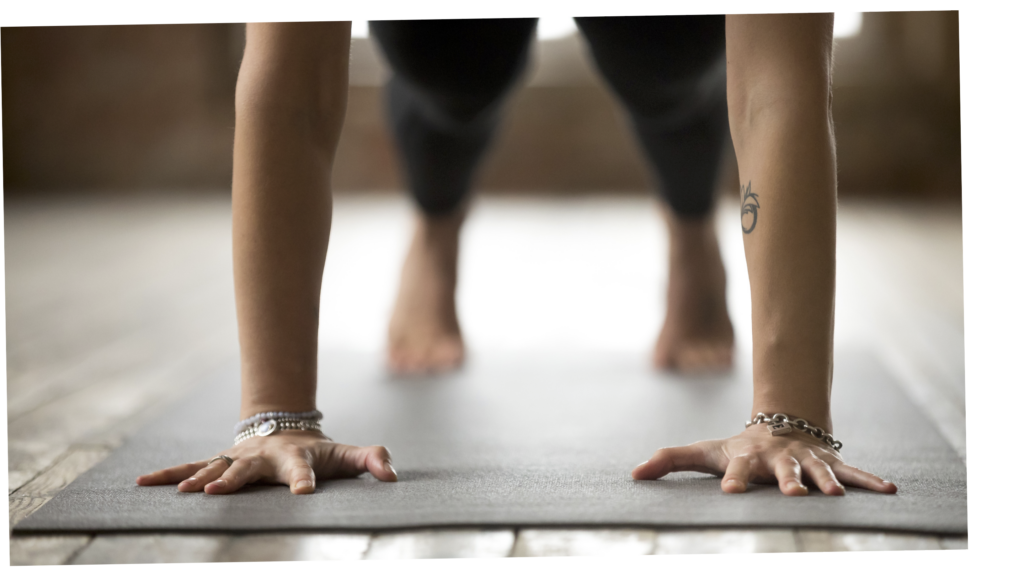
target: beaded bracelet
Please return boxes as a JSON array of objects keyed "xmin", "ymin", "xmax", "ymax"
[
  {"xmin": 233, "ymin": 410, "xmax": 323, "ymax": 435},
  {"xmin": 233, "ymin": 418, "xmax": 323, "ymax": 446}
]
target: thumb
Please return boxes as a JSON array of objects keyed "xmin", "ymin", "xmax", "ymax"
[{"xmin": 342, "ymin": 445, "xmax": 398, "ymax": 482}]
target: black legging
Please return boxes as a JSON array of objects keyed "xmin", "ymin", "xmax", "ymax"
[{"xmin": 369, "ymin": 16, "xmax": 728, "ymax": 218}]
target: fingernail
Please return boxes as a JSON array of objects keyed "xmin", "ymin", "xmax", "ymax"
[
  {"xmin": 386, "ymin": 463, "xmax": 398, "ymax": 477},
  {"xmin": 636, "ymin": 460, "xmax": 649, "ymax": 468},
  {"xmin": 296, "ymin": 480, "xmax": 312, "ymax": 490},
  {"xmin": 179, "ymin": 478, "xmax": 195, "ymax": 486},
  {"xmin": 834, "ymin": 482, "xmax": 846, "ymax": 494},
  {"xmin": 726, "ymin": 479, "xmax": 743, "ymax": 489}
]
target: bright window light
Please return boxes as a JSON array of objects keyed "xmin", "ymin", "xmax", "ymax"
[
  {"xmin": 350, "ymin": 18, "xmax": 580, "ymax": 40},
  {"xmin": 834, "ymin": 12, "xmax": 863, "ymax": 39},
  {"xmin": 537, "ymin": 17, "xmax": 578, "ymax": 40}
]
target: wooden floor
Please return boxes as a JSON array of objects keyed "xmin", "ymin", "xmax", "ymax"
[{"xmin": 5, "ymin": 192, "xmax": 967, "ymax": 563}]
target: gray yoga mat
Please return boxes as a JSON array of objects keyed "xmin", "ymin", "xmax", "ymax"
[{"xmin": 14, "ymin": 348, "xmax": 967, "ymax": 535}]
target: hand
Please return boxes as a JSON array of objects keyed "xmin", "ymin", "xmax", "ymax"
[
  {"xmin": 631, "ymin": 424, "xmax": 897, "ymax": 496},
  {"xmin": 135, "ymin": 430, "xmax": 398, "ymax": 495}
]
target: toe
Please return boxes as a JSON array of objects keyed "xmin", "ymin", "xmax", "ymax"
[{"xmin": 674, "ymin": 345, "xmax": 711, "ymax": 372}]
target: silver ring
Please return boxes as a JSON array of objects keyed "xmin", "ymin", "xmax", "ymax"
[{"xmin": 208, "ymin": 455, "xmax": 234, "ymax": 467}]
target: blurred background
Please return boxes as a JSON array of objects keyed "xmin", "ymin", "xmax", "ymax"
[
  {"xmin": 5, "ymin": 13, "xmax": 965, "ymax": 562},
  {"xmin": 2, "ymin": 12, "xmax": 960, "ymax": 198}
]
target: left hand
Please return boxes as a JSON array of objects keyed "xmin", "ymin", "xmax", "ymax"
[{"xmin": 632, "ymin": 424, "xmax": 898, "ymax": 496}]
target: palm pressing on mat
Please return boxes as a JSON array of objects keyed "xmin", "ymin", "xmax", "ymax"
[{"xmin": 137, "ymin": 14, "xmax": 898, "ymax": 499}]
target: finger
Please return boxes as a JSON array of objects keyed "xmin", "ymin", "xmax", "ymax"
[
  {"xmin": 832, "ymin": 463, "xmax": 898, "ymax": 494},
  {"xmin": 136, "ymin": 460, "xmax": 208, "ymax": 486},
  {"xmin": 632, "ymin": 445, "xmax": 712, "ymax": 480},
  {"xmin": 177, "ymin": 457, "xmax": 234, "ymax": 492},
  {"xmin": 773, "ymin": 456, "xmax": 808, "ymax": 496},
  {"xmin": 206, "ymin": 458, "xmax": 265, "ymax": 495},
  {"xmin": 286, "ymin": 458, "xmax": 316, "ymax": 495},
  {"xmin": 801, "ymin": 456, "xmax": 845, "ymax": 495},
  {"xmin": 721, "ymin": 454, "xmax": 755, "ymax": 493},
  {"xmin": 336, "ymin": 445, "xmax": 398, "ymax": 482}
]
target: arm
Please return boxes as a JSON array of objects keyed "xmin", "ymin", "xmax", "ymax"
[
  {"xmin": 633, "ymin": 13, "xmax": 896, "ymax": 496},
  {"xmin": 729, "ymin": 13, "xmax": 837, "ymax": 431},
  {"xmin": 137, "ymin": 22, "xmax": 396, "ymax": 495}
]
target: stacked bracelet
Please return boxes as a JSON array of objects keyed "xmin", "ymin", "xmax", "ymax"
[
  {"xmin": 234, "ymin": 418, "xmax": 323, "ymax": 446},
  {"xmin": 234, "ymin": 410, "xmax": 323, "ymax": 435},
  {"xmin": 745, "ymin": 412, "xmax": 842, "ymax": 452}
]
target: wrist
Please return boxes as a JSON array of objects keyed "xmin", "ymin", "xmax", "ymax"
[
  {"xmin": 240, "ymin": 402, "xmax": 318, "ymax": 421},
  {"xmin": 751, "ymin": 371, "xmax": 832, "ymax": 434},
  {"xmin": 750, "ymin": 399, "xmax": 831, "ymax": 434}
]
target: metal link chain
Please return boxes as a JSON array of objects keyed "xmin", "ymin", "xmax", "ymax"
[{"xmin": 745, "ymin": 412, "xmax": 842, "ymax": 451}]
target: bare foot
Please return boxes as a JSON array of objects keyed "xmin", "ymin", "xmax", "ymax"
[
  {"xmin": 387, "ymin": 210, "xmax": 466, "ymax": 375},
  {"xmin": 653, "ymin": 208, "xmax": 735, "ymax": 373}
]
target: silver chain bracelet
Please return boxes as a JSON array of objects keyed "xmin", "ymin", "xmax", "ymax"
[
  {"xmin": 233, "ymin": 418, "xmax": 323, "ymax": 446},
  {"xmin": 745, "ymin": 412, "xmax": 842, "ymax": 451}
]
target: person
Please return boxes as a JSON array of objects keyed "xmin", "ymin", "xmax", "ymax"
[
  {"xmin": 136, "ymin": 14, "xmax": 899, "ymax": 498},
  {"xmin": 376, "ymin": 17, "xmax": 733, "ymax": 375}
]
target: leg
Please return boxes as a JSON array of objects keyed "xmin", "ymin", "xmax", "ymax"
[
  {"xmin": 370, "ymin": 19, "xmax": 537, "ymax": 374},
  {"xmin": 575, "ymin": 16, "xmax": 734, "ymax": 372},
  {"xmin": 233, "ymin": 23, "xmax": 350, "ymax": 416}
]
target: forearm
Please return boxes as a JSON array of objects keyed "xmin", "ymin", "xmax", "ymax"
[
  {"xmin": 232, "ymin": 23, "xmax": 351, "ymax": 419},
  {"xmin": 726, "ymin": 14, "xmax": 836, "ymax": 431}
]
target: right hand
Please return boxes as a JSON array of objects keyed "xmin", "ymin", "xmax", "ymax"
[{"xmin": 135, "ymin": 430, "xmax": 397, "ymax": 495}]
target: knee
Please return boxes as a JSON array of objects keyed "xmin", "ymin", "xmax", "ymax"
[
  {"xmin": 389, "ymin": 77, "xmax": 514, "ymax": 134},
  {"xmin": 429, "ymin": 87, "xmax": 509, "ymax": 128},
  {"xmin": 373, "ymin": 19, "xmax": 534, "ymax": 129},
  {"xmin": 606, "ymin": 59, "xmax": 727, "ymax": 129}
]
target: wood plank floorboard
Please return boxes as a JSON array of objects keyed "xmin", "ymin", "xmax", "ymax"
[
  {"xmin": 655, "ymin": 529, "xmax": 798, "ymax": 554},
  {"xmin": 71, "ymin": 535, "xmax": 231, "ymax": 564},
  {"xmin": 511, "ymin": 529, "xmax": 657, "ymax": 557},
  {"xmin": 9, "ymin": 536, "xmax": 92, "ymax": 566},
  {"xmin": 794, "ymin": 530, "xmax": 944, "ymax": 552},
  {"xmin": 365, "ymin": 529, "xmax": 515, "ymax": 559},
  {"xmin": 217, "ymin": 533, "xmax": 371, "ymax": 562},
  {"xmin": 9, "ymin": 445, "xmax": 112, "ymax": 526}
]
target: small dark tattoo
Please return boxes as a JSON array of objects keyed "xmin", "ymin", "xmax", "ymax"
[{"xmin": 740, "ymin": 181, "xmax": 760, "ymax": 234}]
